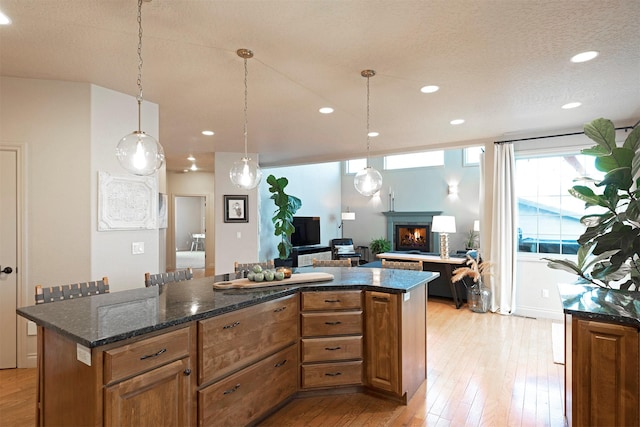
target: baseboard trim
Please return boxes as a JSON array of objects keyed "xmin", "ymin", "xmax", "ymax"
[{"xmin": 514, "ymin": 305, "xmax": 563, "ymax": 320}]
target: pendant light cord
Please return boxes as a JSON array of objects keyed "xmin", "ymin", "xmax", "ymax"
[
  {"xmin": 366, "ymin": 74, "xmax": 371, "ymax": 165},
  {"xmin": 243, "ymin": 56, "xmax": 249, "ymax": 158},
  {"xmin": 136, "ymin": 0, "xmax": 144, "ymax": 132}
]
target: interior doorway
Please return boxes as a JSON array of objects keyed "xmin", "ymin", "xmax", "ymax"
[{"xmin": 174, "ymin": 195, "xmax": 206, "ymax": 269}]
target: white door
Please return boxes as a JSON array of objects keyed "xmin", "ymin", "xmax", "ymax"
[{"xmin": 0, "ymin": 148, "xmax": 18, "ymax": 368}]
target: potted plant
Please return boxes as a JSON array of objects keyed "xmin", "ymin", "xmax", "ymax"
[
  {"xmin": 370, "ymin": 237, "xmax": 391, "ymax": 255},
  {"xmin": 544, "ymin": 118, "xmax": 640, "ymax": 290},
  {"xmin": 267, "ymin": 174, "xmax": 302, "ymax": 260},
  {"xmin": 464, "ymin": 228, "xmax": 479, "ymax": 250}
]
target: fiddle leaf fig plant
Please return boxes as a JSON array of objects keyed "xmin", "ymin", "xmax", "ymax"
[
  {"xmin": 267, "ymin": 174, "xmax": 302, "ymax": 260},
  {"xmin": 544, "ymin": 118, "xmax": 640, "ymax": 290}
]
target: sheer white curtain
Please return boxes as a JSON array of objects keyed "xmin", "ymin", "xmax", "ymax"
[{"xmin": 489, "ymin": 143, "xmax": 517, "ymax": 314}]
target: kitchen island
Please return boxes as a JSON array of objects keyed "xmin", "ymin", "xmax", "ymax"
[
  {"xmin": 18, "ymin": 266, "xmax": 438, "ymax": 427},
  {"xmin": 558, "ymin": 283, "xmax": 640, "ymax": 427}
]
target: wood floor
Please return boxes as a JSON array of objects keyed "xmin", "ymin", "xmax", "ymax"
[{"xmin": 0, "ymin": 298, "xmax": 564, "ymax": 427}]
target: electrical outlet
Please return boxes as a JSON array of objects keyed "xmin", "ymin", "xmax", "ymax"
[
  {"xmin": 542, "ymin": 289, "xmax": 549, "ymax": 298},
  {"xmin": 236, "ymin": 232, "xmax": 242, "ymax": 239},
  {"xmin": 132, "ymin": 242, "xmax": 144, "ymax": 254},
  {"xmin": 76, "ymin": 343, "xmax": 91, "ymax": 366},
  {"xmin": 27, "ymin": 321, "xmax": 37, "ymax": 336}
]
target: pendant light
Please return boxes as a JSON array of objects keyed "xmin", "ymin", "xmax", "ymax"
[
  {"xmin": 229, "ymin": 48, "xmax": 262, "ymax": 190},
  {"xmin": 354, "ymin": 69, "xmax": 383, "ymax": 196},
  {"xmin": 116, "ymin": 0, "xmax": 165, "ymax": 176}
]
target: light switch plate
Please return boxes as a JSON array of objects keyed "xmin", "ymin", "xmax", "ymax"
[
  {"xmin": 132, "ymin": 242, "xmax": 144, "ymax": 254},
  {"xmin": 76, "ymin": 343, "xmax": 91, "ymax": 366}
]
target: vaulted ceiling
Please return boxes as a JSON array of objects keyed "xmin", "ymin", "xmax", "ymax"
[{"xmin": 1, "ymin": 0, "xmax": 638, "ymax": 172}]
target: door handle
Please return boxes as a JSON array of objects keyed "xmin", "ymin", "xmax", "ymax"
[{"xmin": 0, "ymin": 266, "xmax": 13, "ymax": 274}]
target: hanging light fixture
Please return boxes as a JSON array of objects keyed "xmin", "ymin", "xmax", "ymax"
[
  {"xmin": 116, "ymin": 0, "xmax": 165, "ymax": 176},
  {"xmin": 354, "ymin": 69, "xmax": 383, "ymax": 196},
  {"xmin": 229, "ymin": 48, "xmax": 262, "ymax": 190}
]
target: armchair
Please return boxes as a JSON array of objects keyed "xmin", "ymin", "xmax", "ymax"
[{"xmin": 330, "ymin": 238, "xmax": 362, "ymax": 265}]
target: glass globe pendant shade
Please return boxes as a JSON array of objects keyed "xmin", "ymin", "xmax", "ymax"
[
  {"xmin": 229, "ymin": 157, "xmax": 262, "ymax": 190},
  {"xmin": 354, "ymin": 166, "xmax": 383, "ymax": 196},
  {"xmin": 116, "ymin": 131, "xmax": 165, "ymax": 176}
]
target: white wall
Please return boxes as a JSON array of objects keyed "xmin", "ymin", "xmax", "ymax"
[
  {"xmin": 341, "ymin": 149, "xmax": 482, "ymax": 251},
  {"xmin": 90, "ymin": 85, "xmax": 161, "ymax": 291},
  {"xmin": 259, "ymin": 162, "xmax": 342, "ymax": 262},
  {"xmin": 214, "ymin": 153, "xmax": 259, "ymax": 274}
]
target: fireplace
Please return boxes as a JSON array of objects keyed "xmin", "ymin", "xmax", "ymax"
[
  {"xmin": 394, "ymin": 224, "xmax": 430, "ymax": 252},
  {"xmin": 383, "ymin": 211, "xmax": 442, "ymax": 254}
]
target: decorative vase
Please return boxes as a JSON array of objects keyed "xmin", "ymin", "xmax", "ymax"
[{"xmin": 467, "ymin": 282, "xmax": 491, "ymax": 313}]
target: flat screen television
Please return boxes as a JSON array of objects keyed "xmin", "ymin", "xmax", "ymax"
[{"xmin": 291, "ymin": 216, "xmax": 321, "ymax": 247}]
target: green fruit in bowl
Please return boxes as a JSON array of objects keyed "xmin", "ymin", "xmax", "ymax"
[
  {"xmin": 247, "ymin": 272, "xmax": 255, "ymax": 281},
  {"xmin": 252, "ymin": 265, "xmax": 263, "ymax": 274},
  {"xmin": 274, "ymin": 271, "xmax": 285, "ymax": 281},
  {"xmin": 264, "ymin": 270, "xmax": 275, "ymax": 281},
  {"xmin": 253, "ymin": 272, "xmax": 264, "ymax": 282}
]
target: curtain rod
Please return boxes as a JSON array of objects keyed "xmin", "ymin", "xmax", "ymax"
[{"xmin": 494, "ymin": 121, "xmax": 638, "ymax": 144}]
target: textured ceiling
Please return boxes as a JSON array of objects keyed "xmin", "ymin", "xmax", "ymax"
[{"xmin": 1, "ymin": 0, "xmax": 639, "ymax": 172}]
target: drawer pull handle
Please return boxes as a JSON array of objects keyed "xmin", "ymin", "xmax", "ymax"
[
  {"xmin": 274, "ymin": 359, "xmax": 288, "ymax": 368},
  {"xmin": 223, "ymin": 321, "xmax": 240, "ymax": 330},
  {"xmin": 325, "ymin": 372, "xmax": 342, "ymax": 377},
  {"xmin": 325, "ymin": 321, "xmax": 342, "ymax": 325},
  {"xmin": 223, "ymin": 384, "xmax": 240, "ymax": 395},
  {"xmin": 325, "ymin": 346, "xmax": 342, "ymax": 351},
  {"xmin": 372, "ymin": 296, "xmax": 389, "ymax": 302},
  {"xmin": 140, "ymin": 348, "xmax": 167, "ymax": 360},
  {"xmin": 324, "ymin": 299, "xmax": 341, "ymax": 303},
  {"xmin": 273, "ymin": 306, "xmax": 287, "ymax": 313},
  {"xmin": 183, "ymin": 368, "xmax": 191, "ymax": 376}
]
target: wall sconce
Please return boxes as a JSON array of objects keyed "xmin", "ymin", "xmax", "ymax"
[
  {"xmin": 338, "ymin": 211, "xmax": 356, "ymax": 238},
  {"xmin": 432, "ymin": 215, "xmax": 456, "ymax": 259},
  {"xmin": 448, "ymin": 183, "xmax": 459, "ymax": 195}
]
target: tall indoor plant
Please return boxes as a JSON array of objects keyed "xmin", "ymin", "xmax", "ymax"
[
  {"xmin": 544, "ymin": 118, "xmax": 640, "ymax": 290},
  {"xmin": 267, "ymin": 174, "xmax": 302, "ymax": 260}
]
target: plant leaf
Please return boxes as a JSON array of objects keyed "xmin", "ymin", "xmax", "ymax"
[
  {"xmin": 584, "ymin": 118, "xmax": 616, "ymax": 153},
  {"xmin": 622, "ymin": 125, "xmax": 640, "ymax": 152},
  {"xmin": 569, "ymin": 186, "xmax": 604, "ymax": 207},
  {"xmin": 542, "ymin": 258, "xmax": 583, "ymax": 275}
]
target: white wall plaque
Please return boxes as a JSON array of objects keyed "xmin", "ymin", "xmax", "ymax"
[{"xmin": 98, "ymin": 171, "xmax": 157, "ymax": 230}]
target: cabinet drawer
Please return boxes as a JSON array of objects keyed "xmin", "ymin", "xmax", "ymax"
[
  {"xmin": 104, "ymin": 327, "xmax": 191, "ymax": 385},
  {"xmin": 301, "ymin": 336, "xmax": 362, "ymax": 362},
  {"xmin": 301, "ymin": 361, "xmax": 363, "ymax": 388},
  {"xmin": 301, "ymin": 291, "xmax": 362, "ymax": 311},
  {"xmin": 198, "ymin": 344, "xmax": 297, "ymax": 427},
  {"xmin": 301, "ymin": 311, "xmax": 362, "ymax": 337},
  {"xmin": 199, "ymin": 294, "xmax": 298, "ymax": 384}
]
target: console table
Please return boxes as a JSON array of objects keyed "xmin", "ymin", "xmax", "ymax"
[{"xmin": 376, "ymin": 252, "xmax": 467, "ymax": 308}]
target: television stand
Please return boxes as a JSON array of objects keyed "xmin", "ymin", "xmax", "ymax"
[{"xmin": 293, "ymin": 245, "xmax": 331, "ymax": 267}]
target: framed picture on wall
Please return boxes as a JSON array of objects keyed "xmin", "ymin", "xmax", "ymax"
[{"xmin": 224, "ymin": 195, "xmax": 248, "ymax": 223}]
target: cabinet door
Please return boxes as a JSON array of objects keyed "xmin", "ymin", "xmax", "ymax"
[
  {"xmin": 104, "ymin": 358, "xmax": 192, "ymax": 427},
  {"xmin": 365, "ymin": 291, "xmax": 399, "ymax": 394},
  {"xmin": 573, "ymin": 319, "xmax": 639, "ymax": 427}
]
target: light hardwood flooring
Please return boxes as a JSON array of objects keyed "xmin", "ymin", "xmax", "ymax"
[{"xmin": 0, "ymin": 298, "xmax": 564, "ymax": 427}]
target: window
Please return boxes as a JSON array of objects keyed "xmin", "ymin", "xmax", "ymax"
[
  {"xmin": 464, "ymin": 146, "xmax": 483, "ymax": 165},
  {"xmin": 384, "ymin": 150, "xmax": 444, "ymax": 170},
  {"xmin": 516, "ymin": 153, "xmax": 605, "ymax": 255},
  {"xmin": 345, "ymin": 158, "xmax": 366, "ymax": 174}
]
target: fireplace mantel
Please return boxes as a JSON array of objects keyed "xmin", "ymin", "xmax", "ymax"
[{"xmin": 383, "ymin": 211, "xmax": 442, "ymax": 252}]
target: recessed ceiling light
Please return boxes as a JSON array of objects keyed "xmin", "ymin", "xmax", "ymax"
[
  {"xmin": 450, "ymin": 119, "xmax": 465, "ymax": 125},
  {"xmin": 368, "ymin": 131, "xmax": 379, "ymax": 137},
  {"xmin": 201, "ymin": 130, "xmax": 214, "ymax": 136},
  {"xmin": 420, "ymin": 85, "xmax": 439, "ymax": 94},
  {"xmin": 319, "ymin": 107, "xmax": 334, "ymax": 114},
  {"xmin": 571, "ymin": 51, "xmax": 599, "ymax": 63},
  {"xmin": 562, "ymin": 102, "xmax": 582, "ymax": 109},
  {"xmin": 187, "ymin": 155, "xmax": 195, "ymax": 161},
  {"xmin": 0, "ymin": 10, "xmax": 11, "ymax": 25},
  {"xmin": 190, "ymin": 164, "xmax": 198, "ymax": 171}
]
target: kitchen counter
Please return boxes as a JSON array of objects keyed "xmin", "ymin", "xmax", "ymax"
[
  {"xmin": 557, "ymin": 283, "xmax": 640, "ymax": 328},
  {"xmin": 18, "ymin": 266, "xmax": 438, "ymax": 348}
]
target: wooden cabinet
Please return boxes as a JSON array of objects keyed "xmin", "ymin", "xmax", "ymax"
[
  {"xmin": 365, "ymin": 287, "xmax": 426, "ymax": 403},
  {"xmin": 198, "ymin": 294, "xmax": 298, "ymax": 384},
  {"xmin": 198, "ymin": 344, "xmax": 297, "ymax": 427},
  {"xmin": 197, "ymin": 294, "xmax": 299, "ymax": 425},
  {"xmin": 567, "ymin": 316, "xmax": 640, "ymax": 426},
  {"xmin": 300, "ymin": 290, "xmax": 363, "ymax": 389}
]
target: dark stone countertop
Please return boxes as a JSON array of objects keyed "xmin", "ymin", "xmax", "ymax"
[
  {"xmin": 17, "ymin": 266, "xmax": 438, "ymax": 348},
  {"xmin": 558, "ymin": 283, "xmax": 640, "ymax": 328}
]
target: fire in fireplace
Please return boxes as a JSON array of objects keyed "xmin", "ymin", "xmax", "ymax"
[{"xmin": 394, "ymin": 224, "xmax": 430, "ymax": 252}]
